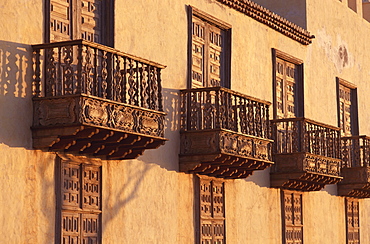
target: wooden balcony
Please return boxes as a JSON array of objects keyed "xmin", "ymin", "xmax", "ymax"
[
  {"xmin": 31, "ymin": 40, "xmax": 166, "ymax": 160},
  {"xmin": 339, "ymin": 136, "xmax": 370, "ymax": 198},
  {"xmin": 271, "ymin": 118, "xmax": 343, "ymax": 191},
  {"xmin": 179, "ymin": 87, "xmax": 274, "ymax": 179}
]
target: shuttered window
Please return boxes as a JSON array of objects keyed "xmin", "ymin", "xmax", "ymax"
[
  {"xmin": 198, "ymin": 177, "xmax": 225, "ymax": 244},
  {"xmin": 190, "ymin": 7, "xmax": 231, "ymax": 89},
  {"xmin": 273, "ymin": 50, "xmax": 303, "ymax": 119},
  {"xmin": 282, "ymin": 191, "xmax": 303, "ymax": 244},
  {"xmin": 47, "ymin": 0, "xmax": 112, "ymax": 45},
  {"xmin": 338, "ymin": 79, "xmax": 357, "ymax": 136},
  {"xmin": 57, "ymin": 157, "xmax": 102, "ymax": 244},
  {"xmin": 346, "ymin": 198, "xmax": 360, "ymax": 244}
]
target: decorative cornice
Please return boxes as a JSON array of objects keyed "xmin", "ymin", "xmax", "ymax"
[{"xmin": 216, "ymin": 0, "xmax": 314, "ymax": 45}]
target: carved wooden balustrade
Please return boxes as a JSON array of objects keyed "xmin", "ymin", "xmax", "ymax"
[
  {"xmin": 339, "ymin": 136, "xmax": 370, "ymax": 197},
  {"xmin": 31, "ymin": 40, "xmax": 167, "ymax": 160},
  {"xmin": 179, "ymin": 87, "xmax": 274, "ymax": 179},
  {"xmin": 271, "ymin": 118, "xmax": 343, "ymax": 191}
]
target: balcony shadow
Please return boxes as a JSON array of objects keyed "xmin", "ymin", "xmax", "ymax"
[
  {"xmin": 0, "ymin": 39, "xmax": 33, "ymax": 149},
  {"xmin": 137, "ymin": 87, "xmax": 181, "ymax": 172},
  {"xmin": 103, "ymin": 160, "xmax": 153, "ymax": 232}
]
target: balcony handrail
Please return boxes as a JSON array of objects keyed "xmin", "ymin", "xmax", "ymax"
[
  {"xmin": 32, "ymin": 39, "xmax": 166, "ymax": 69},
  {"xmin": 341, "ymin": 135, "xmax": 370, "ymax": 167},
  {"xmin": 180, "ymin": 87, "xmax": 271, "ymax": 106},
  {"xmin": 180, "ymin": 87, "xmax": 271, "ymax": 139},
  {"xmin": 32, "ymin": 39, "xmax": 165, "ymax": 112},
  {"xmin": 271, "ymin": 117, "xmax": 341, "ymax": 159},
  {"xmin": 271, "ymin": 117, "xmax": 341, "ymax": 132}
]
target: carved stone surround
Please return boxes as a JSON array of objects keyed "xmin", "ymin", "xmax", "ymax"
[
  {"xmin": 338, "ymin": 167, "xmax": 370, "ymax": 198},
  {"xmin": 179, "ymin": 129, "xmax": 274, "ymax": 179},
  {"xmin": 271, "ymin": 153, "xmax": 343, "ymax": 191},
  {"xmin": 32, "ymin": 95, "xmax": 166, "ymax": 159}
]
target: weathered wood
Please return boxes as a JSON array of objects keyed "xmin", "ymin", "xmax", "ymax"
[{"xmin": 31, "ymin": 41, "xmax": 168, "ymax": 161}]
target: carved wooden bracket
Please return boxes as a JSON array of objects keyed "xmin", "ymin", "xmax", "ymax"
[
  {"xmin": 338, "ymin": 167, "xmax": 370, "ymax": 198},
  {"xmin": 32, "ymin": 95, "xmax": 166, "ymax": 160},
  {"xmin": 271, "ymin": 153, "xmax": 343, "ymax": 191},
  {"xmin": 179, "ymin": 129, "xmax": 274, "ymax": 179}
]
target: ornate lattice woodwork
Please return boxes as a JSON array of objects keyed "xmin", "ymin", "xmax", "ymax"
[
  {"xmin": 180, "ymin": 87, "xmax": 273, "ymax": 179},
  {"xmin": 58, "ymin": 155, "xmax": 102, "ymax": 244},
  {"xmin": 346, "ymin": 198, "xmax": 360, "ymax": 244},
  {"xmin": 271, "ymin": 118, "xmax": 343, "ymax": 191},
  {"xmin": 31, "ymin": 40, "xmax": 166, "ymax": 159},
  {"xmin": 198, "ymin": 177, "xmax": 225, "ymax": 244},
  {"xmin": 276, "ymin": 58, "xmax": 297, "ymax": 119},
  {"xmin": 48, "ymin": 0, "xmax": 108, "ymax": 44},
  {"xmin": 339, "ymin": 83, "xmax": 353, "ymax": 136},
  {"xmin": 282, "ymin": 191, "xmax": 303, "ymax": 244},
  {"xmin": 190, "ymin": 8, "xmax": 230, "ymax": 89}
]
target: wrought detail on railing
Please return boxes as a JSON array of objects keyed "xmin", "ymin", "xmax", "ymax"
[
  {"xmin": 271, "ymin": 118, "xmax": 343, "ymax": 191},
  {"xmin": 32, "ymin": 39, "xmax": 164, "ymax": 111},
  {"xmin": 341, "ymin": 136, "xmax": 370, "ymax": 167},
  {"xmin": 180, "ymin": 87, "xmax": 270, "ymax": 138},
  {"xmin": 272, "ymin": 117, "xmax": 341, "ymax": 159},
  {"xmin": 339, "ymin": 136, "xmax": 370, "ymax": 198},
  {"xmin": 31, "ymin": 40, "xmax": 166, "ymax": 159},
  {"xmin": 179, "ymin": 87, "xmax": 273, "ymax": 179}
]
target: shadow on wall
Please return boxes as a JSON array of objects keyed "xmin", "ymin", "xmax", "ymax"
[
  {"xmin": 103, "ymin": 161, "xmax": 153, "ymax": 232},
  {"xmin": 138, "ymin": 87, "xmax": 181, "ymax": 172},
  {"xmin": 0, "ymin": 40, "xmax": 33, "ymax": 149}
]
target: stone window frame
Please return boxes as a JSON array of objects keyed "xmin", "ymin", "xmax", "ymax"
[
  {"xmin": 345, "ymin": 197, "xmax": 360, "ymax": 244},
  {"xmin": 44, "ymin": 0, "xmax": 114, "ymax": 46},
  {"xmin": 272, "ymin": 49, "xmax": 304, "ymax": 119},
  {"xmin": 55, "ymin": 155, "xmax": 102, "ymax": 244},
  {"xmin": 195, "ymin": 175, "xmax": 226, "ymax": 244},
  {"xmin": 187, "ymin": 5, "xmax": 232, "ymax": 89},
  {"xmin": 281, "ymin": 190, "xmax": 303, "ymax": 244},
  {"xmin": 337, "ymin": 78, "xmax": 359, "ymax": 136}
]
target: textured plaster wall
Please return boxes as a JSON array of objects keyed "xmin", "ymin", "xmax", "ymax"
[
  {"xmin": 1, "ymin": 0, "xmax": 370, "ymax": 243},
  {"xmin": 0, "ymin": 145, "xmax": 56, "ymax": 244},
  {"xmin": 0, "ymin": 1, "xmax": 56, "ymax": 244}
]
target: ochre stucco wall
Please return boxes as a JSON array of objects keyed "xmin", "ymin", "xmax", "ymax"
[{"xmin": 0, "ymin": 0, "xmax": 370, "ymax": 243}]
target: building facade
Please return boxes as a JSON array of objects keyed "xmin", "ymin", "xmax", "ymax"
[{"xmin": 1, "ymin": 0, "xmax": 370, "ymax": 243}]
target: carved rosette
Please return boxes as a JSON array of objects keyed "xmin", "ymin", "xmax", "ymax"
[
  {"xmin": 32, "ymin": 95, "xmax": 167, "ymax": 158},
  {"xmin": 81, "ymin": 97, "xmax": 109, "ymax": 126},
  {"xmin": 180, "ymin": 129, "xmax": 274, "ymax": 178},
  {"xmin": 78, "ymin": 96, "xmax": 165, "ymax": 138},
  {"xmin": 219, "ymin": 131, "xmax": 271, "ymax": 161},
  {"xmin": 33, "ymin": 97, "xmax": 78, "ymax": 126},
  {"xmin": 138, "ymin": 110, "xmax": 164, "ymax": 137},
  {"xmin": 303, "ymin": 154, "xmax": 341, "ymax": 176},
  {"xmin": 110, "ymin": 104, "xmax": 135, "ymax": 132}
]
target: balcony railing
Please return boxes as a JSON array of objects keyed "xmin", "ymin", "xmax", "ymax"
[
  {"xmin": 180, "ymin": 87, "xmax": 270, "ymax": 139},
  {"xmin": 339, "ymin": 135, "xmax": 370, "ymax": 198},
  {"xmin": 341, "ymin": 135, "xmax": 370, "ymax": 167},
  {"xmin": 272, "ymin": 117, "xmax": 341, "ymax": 159},
  {"xmin": 31, "ymin": 40, "xmax": 166, "ymax": 159},
  {"xmin": 179, "ymin": 87, "xmax": 273, "ymax": 179},
  {"xmin": 33, "ymin": 39, "xmax": 164, "ymax": 111},
  {"xmin": 271, "ymin": 117, "xmax": 342, "ymax": 191}
]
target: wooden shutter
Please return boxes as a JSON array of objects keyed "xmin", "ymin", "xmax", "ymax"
[
  {"xmin": 191, "ymin": 12, "xmax": 229, "ymax": 89},
  {"xmin": 346, "ymin": 198, "xmax": 360, "ymax": 244},
  {"xmin": 275, "ymin": 58, "xmax": 297, "ymax": 119},
  {"xmin": 59, "ymin": 160, "xmax": 102, "ymax": 244},
  {"xmin": 49, "ymin": 0, "xmax": 106, "ymax": 44},
  {"xmin": 283, "ymin": 191, "xmax": 303, "ymax": 244},
  {"xmin": 199, "ymin": 178, "xmax": 225, "ymax": 244},
  {"xmin": 339, "ymin": 84, "xmax": 352, "ymax": 136}
]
